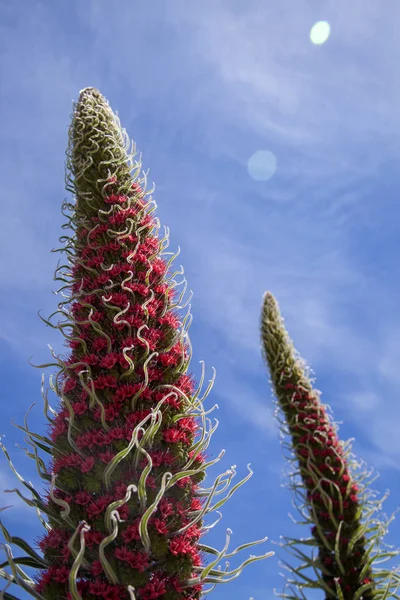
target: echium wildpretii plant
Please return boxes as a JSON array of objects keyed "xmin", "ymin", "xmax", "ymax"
[
  {"xmin": 260, "ymin": 292, "xmax": 400, "ymax": 600},
  {"xmin": 0, "ymin": 88, "xmax": 273, "ymax": 600}
]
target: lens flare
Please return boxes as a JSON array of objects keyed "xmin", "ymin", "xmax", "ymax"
[
  {"xmin": 310, "ymin": 21, "xmax": 331, "ymax": 45},
  {"xmin": 248, "ymin": 150, "xmax": 277, "ymax": 181}
]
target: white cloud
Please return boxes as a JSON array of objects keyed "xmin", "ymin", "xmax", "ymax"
[
  {"xmin": 215, "ymin": 376, "xmax": 276, "ymax": 434},
  {"xmin": 162, "ymin": 0, "xmax": 400, "ymax": 182},
  {"xmin": 1, "ymin": 0, "xmax": 400, "ymax": 486}
]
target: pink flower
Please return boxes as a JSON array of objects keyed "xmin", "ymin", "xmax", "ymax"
[
  {"xmin": 107, "ymin": 240, "xmax": 121, "ymax": 252},
  {"xmin": 53, "ymin": 453, "xmax": 82, "ymax": 473}
]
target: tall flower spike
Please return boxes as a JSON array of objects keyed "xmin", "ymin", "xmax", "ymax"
[
  {"xmin": 260, "ymin": 291, "xmax": 400, "ymax": 600},
  {"xmin": 0, "ymin": 88, "xmax": 273, "ymax": 600}
]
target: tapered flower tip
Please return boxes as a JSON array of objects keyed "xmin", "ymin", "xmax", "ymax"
[
  {"xmin": 261, "ymin": 291, "xmax": 281, "ymax": 323},
  {"xmin": 74, "ymin": 88, "xmax": 110, "ymax": 124},
  {"xmin": 79, "ymin": 86, "xmax": 102, "ymax": 98},
  {"xmin": 260, "ymin": 291, "xmax": 289, "ymax": 363}
]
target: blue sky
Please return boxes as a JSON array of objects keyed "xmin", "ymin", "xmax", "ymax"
[{"xmin": 1, "ymin": 0, "xmax": 400, "ymax": 598}]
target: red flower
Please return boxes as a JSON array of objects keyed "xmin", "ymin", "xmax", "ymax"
[
  {"xmin": 63, "ymin": 377, "xmax": 77, "ymax": 393},
  {"xmin": 92, "ymin": 337, "xmax": 108, "ymax": 351},
  {"xmin": 109, "ymin": 292, "xmax": 129, "ymax": 308},
  {"xmin": 86, "ymin": 495, "xmax": 112, "ymax": 518},
  {"xmin": 179, "ymin": 417, "xmax": 198, "ymax": 433},
  {"xmin": 107, "ymin": 427, "xmax": 125, "ymax": 442},
  {"xmin": 158, "ymin": 313, "xmax": 180, "ymax": 328},
  {"xmin": 131, "ymin": 182, "xmax": 142, "ymax": 193},
  {"xmin": 91, "ymin": 561, "xmax": 103, "ymax": 577},
  {"xmin": 122, "ymin": 520, "xmax": 141, "ymax": 543},
  {"xmin": 100, "ymin": 353, "xmax": 119, "ymax": 369},
  {"xmin": 114, "ymin": 482, "xmax": 127, "ymax": 498},
  {"xmin": 81, "ymin": 456, "xmax": 95, "ymax": 473},
  {"xmin": 115, "ymin": 547, "xmax": 149, "ymax": 571},
  {"xmin": 53, "ymin": 565, "xmax": 69, "ymax": 583},
  {"xmin": 169, "ymin": 535, "xmax": 194, "ymax": 556},
  {"xmin": 148, "ymin": 450, "xmax": 174, "ymax": 467},
  {"xmin": 49, "ymin": 417, "xmax": 67, "ymax": 441},
  {"xmin": 158, "ymin": 352, "xmax": 178, "ymax": 366},
  {"xmin": 82, "ymin": 354, "xmax": 99, "ymax": 367},
  {"xmin": 176, "ymin": 374, "xmax": 195, "ymax": 395},
  {"xmin": 152, "ymin": 518, "xmax": 168, "ymax": 535},
  {"xmin": 190, "ymin": 497, "xmax": 204, "ymax": 512},
  {"xmin": 176, "ymin": 476, "xmax": 192, "ymax": 489},
  {"xmin": 163, "ymin": 428, "xmax": 190, "ymax": 445},
  {"xmin": 75, "ymin": 490, "xmax": 91, "ymax": 505},
  {"xmin": 129, "ymin": 282, "xmax": 149, "ymax": 296},
  {"xmin": 94, "ymin": 374, "xmax": 118, "ymax": 389},
  {"xmin": 141, "ymin": 575, "xmax": 167, "ymax": 600},
  {"xmin": 104, "ymin": 193, "xmax": 127, "ymax": 205},
  {"xmin": 53, "ymin": 453, "xmax": 82, "ymax": 473},
  {"xmin": 159, "ymin": 498, "xmax": 174, "ymax": 518},
  {"xmin": 114, "ymin": 383, "xmax": 139, "ymax": 402},
  {"xmin": 71, "ymin": 400, "xmax": 88, "ymax": 416},
  {"xmin": 99, "ymin": 450, "xmax": 115, "ymax": 464},
  {"xmin": 85, "ymin": 529, "xmax": 105, "ymax": 548}
]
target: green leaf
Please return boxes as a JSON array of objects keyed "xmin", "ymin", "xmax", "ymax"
[
  {"xmin": 2, "ymin": 592, "xmax": 20, "ymax": 600},
  {"xmin": 82, "ymin": 474, "xmax": 102, "ymax": 493},
  {"xmin": 6, "ymin": 536, "xmax": 47, "ymax": 568},
  {"xmin": 0, "ymin": 555, "xmax": 47, "ymax": 569}
]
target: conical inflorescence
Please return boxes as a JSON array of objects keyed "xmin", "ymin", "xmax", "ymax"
[
  {"xmin": 260, "ymin": 291, "xmax": 400, "ymax": 600},
  {"xmin": 0, "ymin": 89, "xmax": 272, "ymax": 600}
]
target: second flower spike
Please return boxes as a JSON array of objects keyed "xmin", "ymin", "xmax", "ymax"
[{"xmin": 260, "ymin": 291, "xmax": 400, "ymax": 600}]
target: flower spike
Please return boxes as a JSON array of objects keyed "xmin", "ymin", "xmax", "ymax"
[
  {"xmin": 260, "ymin": 291, "xmax": 400, "ymax": 600},
  {"xmin": 0, "ymin": 88, "xmax": 272, "ymax": 599}
]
